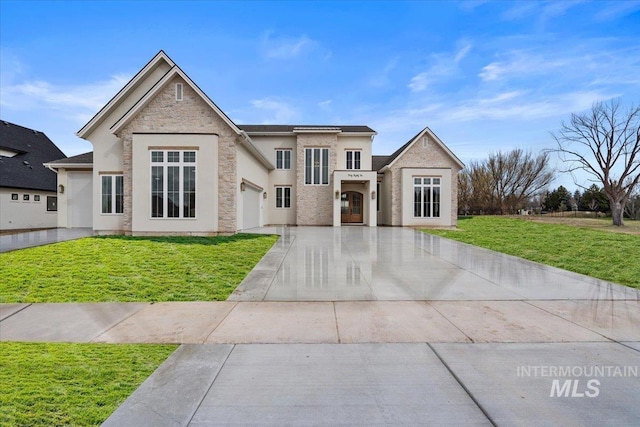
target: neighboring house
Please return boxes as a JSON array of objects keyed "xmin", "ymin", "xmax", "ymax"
[
  {"xmin": 47, "ymin": 51, "xmax": 463, "ymax": 235},
  {"xmin": 0, "ymin": 121, "xmax": 66, "ymax": 230}
]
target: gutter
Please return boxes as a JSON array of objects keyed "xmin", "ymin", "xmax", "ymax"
[{"xmin": 238, "ymin": 131, "xmax": 275, "ymax": 170}]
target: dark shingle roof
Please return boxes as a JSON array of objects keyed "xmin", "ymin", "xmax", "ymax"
[
  {"xmin": 371, "ymin": 155, "xmax": 389, "ymax": 172},
  {"xmin": 238, "ymin": 124, "xmax": 375, "ymax": 134},
  {"xmin": 0, "ymin": 121, "xmax": 66, "ymax": 192},
  {"xmin": 47, "ymin": 151, "xmax": 93, "ymax": 165}
]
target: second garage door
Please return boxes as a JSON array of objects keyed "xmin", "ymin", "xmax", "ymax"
[
  {"xmin": 67, "ymin": 171, "xmax": 93, "ymax": 228},
  {"xmin": 242, "ymin": 186, "xmax": 261, "ymax": 230}
]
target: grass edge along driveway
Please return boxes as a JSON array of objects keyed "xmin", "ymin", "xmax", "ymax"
[
  {"xmin": 0, "ymin": 342, "xmax": 177, "ymax": 426},
  {"xmin": 0, "ymin": 234, "xmax": 278, "ymax": 303},
  {"xmin": 422, "ymin": 216, "xmax": 640, "ymax": 289}
]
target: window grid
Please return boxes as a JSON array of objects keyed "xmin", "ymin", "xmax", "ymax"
[
  {"xmin": 413, "ymin": 177, "xmax": 441, "ymax": 218},
  {"xmin": 346, "ymin": 150, "xmax": 361, "ymax": 170},
  {"xmin": 101, "ymin": 175, "xmax": 124, "ymax": 214},
  {"xmin": 275, "ymin": 186, "xmax": 291, "ymax": 209},
  {"xmin": 150, "ymin": 150, "xmax": 197, "ymax": 219},
  {"xmin": 275, "ymin": 149, "xmax": 291, "ymax": 170},
  {"xmin": 305, "ymin": 148, "xmax": 329, "ymax": 185}
]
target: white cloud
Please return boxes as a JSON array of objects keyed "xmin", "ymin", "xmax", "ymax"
[
  {"xmin": 318, "ymin": 99, "xmax": 333, "ymax": 110},
  {"xmin": 249, "ymin": 97, "xmax": 298, "ymax": 123},
  {"xmin": 478, "ymin": 51, "xmax": 568, "ymax": 81},
  {"xmin": 595, "ymin": 0, "xmax": 640, "ymax": 20},
  {"xmin": 0, "ymin": 73, "xmax": 132, "ymax": 123},
  {"xmin": 408, "ymin": 43, "xmax": 472, "ymax": 92},
  {"xmin": 262, "ymin": 33, "xmax": 316, "ymax": 59}
]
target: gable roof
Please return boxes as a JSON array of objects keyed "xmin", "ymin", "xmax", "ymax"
[
  {"xmin": 45, "ymin": 151, "xmax": 93, "ymax": 168},
  {"xmin": 110, "ymin": 65, "xmax": 242, "ymax": 136},
  {"xmin": 77, "ymin": 50, "xmax": 175, "ymax": 139},
  {"xmin": 377, "ymin": 127, "xmax": 464, "ymax": 171},
  {"xmin": 0, "ymin": 121, "xmax": 66, "ymax": 191},
  {"xmin": 239, "ymin": 125, "xmax": 376, "ymax": 134}
]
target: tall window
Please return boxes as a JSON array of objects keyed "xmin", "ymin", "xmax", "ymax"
[
  {"xmin": 101, "ymin": 175, "xmax": 124, "ymax": 214},
  {"xmin": 275, "ymin": 186, "xmax": 291, "ymax": 208},
  {"xmin": 151, "ymin": 150, "xmax": 196, "ymax": 218},
  {"xmin": 276, "ymin": 149, "xmax": 291, "ymax": 170},
  {"xmin": 346, "ymin": 150, "xmax": 361, "ymax": 170},
  {"xmin": 305, "ymin": 148, "xmax": 329, "ymax": 185},
  {"xmin": 413, "ymin": 177, "xmax": 441, "ymax": 218},
  {"xmin": 376, "ymin": 182, "xmax": 381, "ymax": 212}
]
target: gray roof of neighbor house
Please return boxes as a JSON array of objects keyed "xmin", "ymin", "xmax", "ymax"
[
  {"xmin": 47, "ymin": 151, "xmax": 93, "ymax": 165},
  {"xmin": 238, "ymin": 124, "xmax": 376, "ymax": 134},
  {"xmin": 0, "ymin": 121, "xmax": 66, "ymax": 192}
]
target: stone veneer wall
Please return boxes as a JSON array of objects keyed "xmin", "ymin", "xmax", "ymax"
[
  {"xmin": 117, "ymin": 76, "xmax": 238, "ymax": 233},
  {"xmin": 295, "ymin": 133, "xmax": 337, "ymax": 225},
  {"xmin": 389, "ymin": 139, "xmax": 461, "ymax": 226}
]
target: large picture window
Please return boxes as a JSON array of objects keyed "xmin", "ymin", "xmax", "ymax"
[
  {"xmin": 151, "ymin": 150, "xmax": 196, "ymax": 218},
  {"xmin": 101, "ymin": 175, "xmax": 124, "ymax": 214},
  {"xmin": 275, "ymin": 149, "xmax": 291, "ymax": 170},
  {"xmin": 413, "ymin": 177, "xmax": 441, "ymax": 218},
  {"xmin": 304, "ymin": 148, "xmax": 329, "ymax": 185},
  {"xmin": 346, "ymin": 150, "xmax": 361, "ymax": 170},
  {"xmin": 275, "ymin": 186, "xmax": 291, "ymax": 208}
]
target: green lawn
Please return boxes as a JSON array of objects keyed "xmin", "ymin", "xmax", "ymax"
[
  {"xmin": 0, "ymin": 342, "xmax": 177, "ymax": 426},
  {"xmin": 423, "ymin": 216, "xmax": 640, "ymax": 289},
  {"xmin": 0, "ymin": 234, "xmax": 277, "ymax": 303}
]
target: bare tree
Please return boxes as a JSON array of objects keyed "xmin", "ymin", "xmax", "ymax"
[
  {"xmin": 459, "ymin": 150, "xmax": 554, "ymax": 214},
  {"xmin": 552, "ymin": 100, "xmax": 640, "ymax": 226},
  {"xmin": 625, "ymin": 185, "xmax": 640, "ymax": 220}
]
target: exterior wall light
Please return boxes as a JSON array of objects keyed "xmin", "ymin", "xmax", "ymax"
[
  {"xmin": 371, "ymin": 190, "xmax": 376, "ymax": 200},
  {"xmin": 263, "ymin": 192, "xmax": 267, "ymax": 199},
  {"xmin": 58, "ymin": 184, "xmax": 65, "ymax": 194},
  {"xmin": 240, "ymin": 182, "xmax": 246, "ymax": 191},
  {"xmin": 335, "ymin": 190, "xmax": 340, "ymax": 199}
]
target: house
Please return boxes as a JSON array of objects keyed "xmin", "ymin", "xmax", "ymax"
[
  {"xmin": 47, "ymin": 51, "xmax": 463, "ymax": 235},
  {"xmin": 0, "ymin": 121, "xmax": 66, "ymax": 230}
]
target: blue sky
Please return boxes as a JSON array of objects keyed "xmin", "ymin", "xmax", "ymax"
[{"xmin": 2, "ymin": 1, "xmax": 639, "ymax": 190}]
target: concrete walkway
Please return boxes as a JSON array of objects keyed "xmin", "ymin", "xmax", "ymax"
[
  {"xmin": 1, "ymin": 227, "xmax": 639, "ymax": 426},
  {"xmin": 0, "ymin": 227, "xmax": 93, "ymax": 252}
]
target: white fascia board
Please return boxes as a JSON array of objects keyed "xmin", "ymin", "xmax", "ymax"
[
  {"xmin": 43, "ymin": 162, "xmax": 93, "ymax": 169},
  {"xmin": 76, "ymin": 51, "xmax": 175, "ymax": 139}
]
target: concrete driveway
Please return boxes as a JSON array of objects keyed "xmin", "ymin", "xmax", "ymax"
[
  {"xmin": 231, "ymin": 226, "xmax": 635, "ymax": 301},
  {"xmin": 0, "ymin": 227, "xmax": 93, "ymax": 253},
  {"xmin": 2, "ymin": 226, "xmax": 638, "ymax": 426}
]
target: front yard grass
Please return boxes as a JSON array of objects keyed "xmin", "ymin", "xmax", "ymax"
[
  {"xmin": 423, "ymin": 216, "xmax": 640, "ymax": 289},
  {"xmin": 0, "ymin": 234, "xmax": 278, "ymax": 303},
  {"xmin": 0, "ymin": 342, "xmax": 177, "ymax": 426}
]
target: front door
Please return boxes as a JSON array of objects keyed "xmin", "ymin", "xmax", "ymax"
[{"xmin": 341, "ymin": 191, "xmax": 363, "ymax": 223}]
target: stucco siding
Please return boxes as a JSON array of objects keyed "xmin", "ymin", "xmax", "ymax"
[
  {"xmin": 236, "ymin": 143, "xmax": 269, "ymax": 230},
  {"xmin": 0, "ymin": 188, "xmax": 58, "ymax": 230}
]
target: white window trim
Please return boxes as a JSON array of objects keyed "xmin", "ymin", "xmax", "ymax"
[
  {"xmin": 101, "ymin": 175, "xmax": 124, "ymax": 215},
  {"xmin": 275, "ymin": 186, "xmax": 291, "ymax": 209},
  {"xmin": 413, "ymin": 176, "xmax": 441, "ymax": 218},
  {"xmin": 304, "ymin": 147, "xmax": 330, "ymax": 185},
  {"xmin": 275, "ymin": 149, "xmax": 292, "ymax": 170},
  {"xmin": 345, "ymin": 150, "xmax": 362, "ymax": 170},
  {"xmin": 150, "ymin": 150, "xmax": 197, "ymax": 219}
]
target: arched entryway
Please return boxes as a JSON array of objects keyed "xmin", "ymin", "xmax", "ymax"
[{"xmin": 341, "ymin": 191, "xmax": 363, "ymax": 223}]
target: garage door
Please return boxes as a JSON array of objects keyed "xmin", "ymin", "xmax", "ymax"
[
  {"xmin": 242, "ymin": 186, "xmax": 261, "ymax": 230},
  {"xmin": 67, "ymin": 171, "xmax": 93, "ymax": 228}
]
